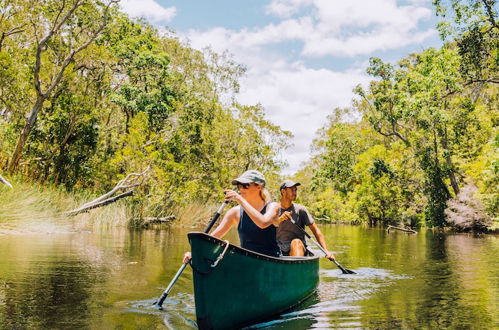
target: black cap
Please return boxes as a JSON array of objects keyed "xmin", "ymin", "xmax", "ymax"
[{"xmin": 280, "ymin": 180, "xmax": 301, "ymax": 190}]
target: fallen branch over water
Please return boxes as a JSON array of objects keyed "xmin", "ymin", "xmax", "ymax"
[
  {"xmin": 65, "ymin": 168, "xmax": 149, "ymax": 216},
  {"xmin": 0, "ymin": 174, "xmax": 13, "ymax": 188},
  {"xmin": 65, "ymin": 191, "xmax": 134, "ymax": 215},
  {"xmin": 387, "ymin": 225, "xmax": 417, "ymax": 234}
]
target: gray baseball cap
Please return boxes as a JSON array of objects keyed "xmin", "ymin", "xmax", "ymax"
[
  {"xmin": 232, "ymin": 170, "xmax": 266, "ymax": 186},
  {"xmin": 280, "ymin": 180, "xmax": 301, "ymax": 190}
]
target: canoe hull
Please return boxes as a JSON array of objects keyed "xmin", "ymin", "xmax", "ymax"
[{"xmin": 188, "ymin": 232, "xmax": 320, "ymax": 330}]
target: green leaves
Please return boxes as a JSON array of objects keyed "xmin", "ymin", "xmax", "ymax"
[
  {"xmin": 305, "ymin": 3, "xmax": 497, "ymax": 227},
  {"xmin": 0, "ymin": 2, "xmax": 291, "ymax": 222}
]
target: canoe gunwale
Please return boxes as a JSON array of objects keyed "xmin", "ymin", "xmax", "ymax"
[{"xmin": 188, "ymin": 232, "xmax": 319, "ymax": 264}]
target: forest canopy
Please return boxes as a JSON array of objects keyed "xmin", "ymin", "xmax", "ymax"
[
  {"xmin": 0, "ymin": 0, "xmax": 496, "ymax": 230},
  {"xmin": 296, "ymin": 0, "xmax": 497, "ymax": 229},
  {"xmin": 0, "ymin": 0, "xmax": 291, "ymax": 220}
]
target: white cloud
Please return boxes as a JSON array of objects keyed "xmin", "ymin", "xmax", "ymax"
[
  {"xmin": 151, "ymin": 0, "xmax": 439, "ymax": 173},
  {"xmin": 265, "ymin": 0, "xmax": 313, "ymax": 18},
  {"xmin": 302, "ymin": 27, "xmax": 436, "ymax": 57},
  {"xmin": 186, "ymin": 1, "xmax": 435, "ymax": 58},
  {"xmin": 238, "ymin": 65, "xmax": 371, "ymax": 174},
  {"xmin": 120, "ymin": 0, "xmax": 176, "ymax": 24}
]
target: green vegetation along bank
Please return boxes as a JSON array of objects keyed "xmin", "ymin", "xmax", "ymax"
[
  {"xmin": 295, "ymin": 0, "xmax": 498, "ymax": 231},
  {"xmin": 0, "ymin": 0, "xmax": 497, "ymax": 231}
]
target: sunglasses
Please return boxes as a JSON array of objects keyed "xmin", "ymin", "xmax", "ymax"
[{"xmin": 237, "ymin": 183, "xmax": 251, "ymax": 189}]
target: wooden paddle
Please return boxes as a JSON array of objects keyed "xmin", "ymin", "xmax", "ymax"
[
  {"xmin": 289, "ymin": 219, "xmax": 356, "ymax": 274},
  {"xmin": 154, "ymin": 201, "xmax": 229, "ymax": 309}
]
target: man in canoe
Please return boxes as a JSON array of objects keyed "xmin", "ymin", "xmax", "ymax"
[
  {"xmin": 183, "ymin": 170, "xmax": 289, "ymax": 263},
  {"xmin": 277, "ymin": 180, "xmax": 336, "ymax": 260}
]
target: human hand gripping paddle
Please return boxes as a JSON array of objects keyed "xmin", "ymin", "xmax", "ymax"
[
  {"xmin": 285, "ymin": 217, "xmax": 356, "ymax": 274},
  {"xmin": 153, "ymin": 201, "xmax": 229, "ymax": 309}
]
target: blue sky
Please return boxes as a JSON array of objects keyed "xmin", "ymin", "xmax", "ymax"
[{"xmin": 120, "ymin": 0, "xmax": 443, "ymax": 174}]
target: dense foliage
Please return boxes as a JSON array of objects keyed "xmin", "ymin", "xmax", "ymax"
[
  {"xmin": 0, "ymin": 0, "xmax": 291, "ymax": 219},
  {"xmin": 297, "ymin": 0, "xmax": 497, "ymax": 228},
  {"xmin": 0, "ymin": 0, "xmax": 496, "ymax": 229}
]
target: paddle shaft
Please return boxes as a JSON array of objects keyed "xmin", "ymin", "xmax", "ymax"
[
  {"xmin": 289, "ymin": 219, "xmax": 327, "ymax": 254},
  {"xmin": 155, "ymin": 201, "xmax": 229, "ymax": 307},
  {"xmin": 289, "ymin": 219, "xmax": 355, "ymax": 274}
]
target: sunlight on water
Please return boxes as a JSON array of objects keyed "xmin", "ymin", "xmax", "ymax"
[
  {"xmin": 0, "ymin": 225, "xmax": 497, "ymax": 329},
  {"xmin": 246, "ymin": 268, "xmax": 411, "ymax": 329}
]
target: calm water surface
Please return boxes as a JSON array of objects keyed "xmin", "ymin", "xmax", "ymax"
[{"xmin": 0, "ymin": 224, "xmax": 497, "ymax": 329}]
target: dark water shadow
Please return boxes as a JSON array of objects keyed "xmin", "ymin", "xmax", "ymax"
[
  {"xmin": 0, "ymin": 259, "xmax": 106, "ymax": 330},
  {"xmin": 242, "ymin": 291, "xmax": 321, "ymax": 329}
]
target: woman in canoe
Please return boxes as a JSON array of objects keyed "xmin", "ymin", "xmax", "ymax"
[{"xmin": 183, "ymin": 170, "xmax": 289, "ymax": 262}]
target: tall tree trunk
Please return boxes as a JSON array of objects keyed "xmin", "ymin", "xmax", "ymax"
[
  {"xmin": 8, "ymin": 96, "xmax": 45, "ymax": 172},
  {"xmin": 446, "ymin": 156, "xmax": 460, "ymax": 196},
  {"xmin": 440, "ymin": 125, "xmax": 459, "ymax": 195},
  {"xmin": 7, "ymin": 0, "xmax": 116, "ymax": 173}
]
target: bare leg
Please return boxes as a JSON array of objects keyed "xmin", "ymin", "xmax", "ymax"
[{"xmin": 289, "ymin": 239, "xmax": 305, "ymax": 257}]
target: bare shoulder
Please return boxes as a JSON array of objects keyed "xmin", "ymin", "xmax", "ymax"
[{"xmin": 225, "ymin": 205, "xmax": 240, "ymax": 222}]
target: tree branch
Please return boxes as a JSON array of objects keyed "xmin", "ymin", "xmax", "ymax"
[
  {"xmin": 34, "ymin": 0, "xmax": 84, "ymax": 96},
  {"xmin": 375, "ymin": 126, "xmax": 411, "ymax": 146},
  {"xmin": 65, "ymin": 190, "xmax": 134, "ymax": 216},
  {"xmin": 44, "ymin": 0, "xmax": 118, "ymax": 97},
  {"xmin": 481, "ymin": 0, "xmax": 498, "ymax": 29},
  {"xmin": 387, "ymin": 225, "xmax": 417, "ymax": 234},
  {"xmin": 0, "ymin": 174, "xmax": 13, "ymax": 188},
  {"xmin": 76, "ymin": 167, "xmax": 149, "ymax": 210},
  {"xmin": 0, "ymin": 25, "xmax": 25, "ymax": 51}
]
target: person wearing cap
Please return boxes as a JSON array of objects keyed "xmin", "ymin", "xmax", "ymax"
[
  {"xmin": 277, "ymin": 180, "xmax": 336, "ymax": 261},
  {"xmin": 183, "ymin": 170, "xmax": 286, "ymax": 262}
]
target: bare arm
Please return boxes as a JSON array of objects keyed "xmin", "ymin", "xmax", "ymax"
[
  {"xmin": 183, "ymin": 206, "xmax": 239, "ymax": 264},
  {"xmin": 308, "ymin": 223, "xmax": 335, "ymax": 261},
  {"xmin": 210, "ymin": 206, "xmax": 239, "ymax": 238},
  {"xmin": 224, "ymin": 189, "xmax": 280, "ymax": 228}
]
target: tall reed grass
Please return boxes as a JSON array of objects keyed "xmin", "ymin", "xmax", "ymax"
[
  {"xmin": 172, "ymin": 201, "xmax": 224, "ymax": 228},
  {"xmin": 0, "ymin": 180, "xmax": 224, "ymax": 233},
  {"xmin": 0, "ymin": 180, "xmax": 129, "ymax": 233}
]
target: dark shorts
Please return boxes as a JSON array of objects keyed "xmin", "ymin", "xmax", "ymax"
[{"xmin": 281, "ymin": 245, "xmax": 312, "ymax": 256}]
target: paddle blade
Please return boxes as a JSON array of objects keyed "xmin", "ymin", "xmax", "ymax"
[
  {"xmin": 333, "ymin": 260, "xmax": 356, "ymax": 274},
  {"xmin": 342, "ymin": 268, "xmax": 357, "ymax": 274}
]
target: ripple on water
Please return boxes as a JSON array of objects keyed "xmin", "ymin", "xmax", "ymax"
[
  {"xmin": 246, "ymin": 268, "xmax": 413, "ymax": 329},
  {"xmin": 321, "ymin": 267, "xmax": 412, "ymax": 280},
  {"xmin": 124, "ymin": 292, "xmax": 196, "ymax": 329}
]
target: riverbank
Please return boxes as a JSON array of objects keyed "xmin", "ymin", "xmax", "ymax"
[
  {"xmin": 0, "ymin": 181, "xmax": 127, "ymax": 234},
  {"xmin": 0, "ymin": 182, "xmax": 219, "ymax": 233},
  {"xmin": 1, "ymin": 182, "xmax": 497, "ymax": 234}
]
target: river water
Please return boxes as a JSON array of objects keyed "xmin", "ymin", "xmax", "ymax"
[{"xmin": 0, "ymin": 224, "xmax": 497, "ymax": 329}]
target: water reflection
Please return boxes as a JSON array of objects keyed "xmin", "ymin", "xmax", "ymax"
[
  {"xmin": 1, "ymin": 247, "xmax": 105, "ymax": 328},
  {"xmin": 0, "ymin": 226, "xmax": 497, "ymax": 329}
]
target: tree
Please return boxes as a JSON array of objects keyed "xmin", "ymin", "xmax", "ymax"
[
  {"xmin": 434, "ymin": 0, "xmax": 498, "ymax": 85},
  {"xmin": 8, "ymin": 0, "xmax": 118, "ymax": 172},
  {"xmin": 355, "ymin": 48, "xmax": 472, "ymax": 225},
  {"xmin": 311, "ymin": 108, "xmax": 378, "ymax": 196}
]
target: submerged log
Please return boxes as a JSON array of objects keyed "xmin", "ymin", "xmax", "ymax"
[
  {"xmin": 139, "ymin": 215, "xmax": 176, "ymax": 228},
  {"xmin": 0, "ymin": 174, "xmax": 13, "ymax": 188},
  {"xmin": 143, "ymin": 216, "xmax": 176, "ymax": 224},
  {"xmin": 387, "ymin": 225, "xmax": 417, "ymax": 234}
]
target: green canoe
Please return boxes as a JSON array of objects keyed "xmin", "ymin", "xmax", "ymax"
[{"xmin": 188, "ymin": 232, "xmax": 320, "ymax": 330}]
